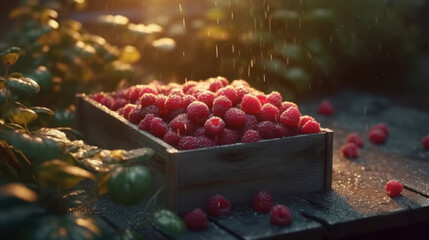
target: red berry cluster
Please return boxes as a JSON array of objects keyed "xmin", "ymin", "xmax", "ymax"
[{"xmin": 92, "ymin": 77, "xmax": 322, "ymax": 150}]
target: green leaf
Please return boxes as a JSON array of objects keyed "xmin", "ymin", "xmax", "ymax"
[
  {"xmin": 26, "ymin": 66, "xmax": 53, "ymax": 92},
  {"xmin": 12, "ymin": 108, "xmax": 38, "ymax": 125},
  {"xmin": 5, "ymin": 77, "xmax": 40, "ymax": 97},
  {"xmin": 152, "ymin": 210, "xmax": 186, "ymax": 235},
  {"xmin": 0, "ymin": 47, "xmax": 21, "ymax": 56}
]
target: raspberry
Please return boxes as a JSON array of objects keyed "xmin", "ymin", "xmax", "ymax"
[
  {"xmin": 256, "ymin": 94, "xmax": 267, "ymax": 106},
  {"xmin": 243, "ymin": 114, "xmax": 258, "ymax": 131},
  {"xmin": 198, "ymin": 91, "xmax": 216, "ymax": 109},
  {"xmin": 194, "ymin": 127, "xmax": 207, "ymax": 137},
  {"xmin": 235, "ymin": 87, "xmax": 250, "ymax": 103},
  {"xmin": 252, "ymin": 190, "xmax": 273, "ymax": 213},
  {"xmin": 280, "ymin": 106, "xmax": 301, "ymax": 127},
  {"xmin": 197, "ymin": 136, "xmax": 216, "ymax": 148},
  {"xmin": 155, "ymin": 95, "xmax": 168, "ymax": 114},
  {"xmin": 283, "ymin": 126, "xmax": 300, "ymax": 137},
  {"xmin": 259, "ymin": 103, "xmax": 280, "ymax": 122},
  {"xmin": 274, "ymin": 124, "xmax": 288, "ymax": 138},
  {"xmin": 257, "ymin": 121, "xmax": 278, "ymax": 139},
  {"xmin": 209, "ymin": 76, "xmax": 228, "ymax": 92},
  {"xmin": 216, "ymin": 76, "xmax": 229, "ymax": 87},
  {"xmin": 241, "ymin": 130, "xmax": 261, "ymax": 143},
  {"xmin": 217, "ymin": 86, "xmax": 237, "ymax": 105},
  {"xmin": 178, "ymin": 136, "xmax": 199, "ymax": 150},
  {"xmin": 241, "ymin": 94, "xmax": 261, "ymax": 114},
  {"xmin": 207, "ymin": 194, "xmax": 232, "ymax": 216},
  {"xmin": 126, "ymin": 86, "xmax": 142, "ymax": 102},
  {"xmin": 182, "ymin": 81, "xmax": 198, "ymax": 94},
  {"xmin": 341, "ymin": 143, "xmax": 359, "ymax": 159},
  {"xmin": 423, "ymin": 135, "xmax": 429, "ymax": 150},
  {"xmin": 128, "ymin": 108, "xmax": 145, "ymax": 124},
  {"xmin": 149, "ymin": 117, "xmax": 168, "ymax": 138},
  {"xmin": 165, "ymin": 94, "xmax": 184, "ymax": 110},
  {"xmin": 100, "ymin": 96, "xmax": 114, "ymax": 109},
  {"xmin": 369, "ymin": 128, "xmax": 387, "ymax": 144},
  {"xmin": 218, "ymin": 128, "xmax": 240, "ymax": 145},
  {"xmin": 386, "ymin": 180, "xmax": 403, "ymax": 197},
  {"xmin": 138, "ymin": 114, "xmax": 155, "ymax": 131},
  {"xmin": 224, "ymin": 108, "xmax": 246, "ymax": 129},
  {"xmin": 266, "ymin": 91, "xmax": 282, "ymax": 108},
  {"xmin": 140, "ymin": 93, "xmax": 157, "ymax": 107},
  {"xmin": 170, "ymin": 114, "xmax": 194, "ymax": 136},
  {"xmin": 111, "ymin": 98, "xmax": 127, "ymax": 111},
  {"xmin": 184, "ymin": 208, "xmax": 208, "ymax": 231},
  {"xmin": 212, "ymin": 96, "xmax": 233, "ymax": 117},
  {"xmin": 317, "ymin": 100, "xmax": 334, "ymax": 115},
  {"xmin": 163, "ymin": 130, "xmax": 181, "ymax": 146},
  {"xmin": 231, "ymin": 79, "xmax": 250, "ymax": 88},
  {"xmin": 301, "ymin": 120, "xmax": 321, "ymax": 134},
  {"xmin": 204, "ymin": 117, "xmax": 225, "ymax": 135},
  {"xmin": 183, "ymin": 95, "xmax": 197, "ymax": 108},
  {"xmin": 166, "ymin": 108, "xmax": 186, "ymax": 122},
  {"xmin": 122, "ymin": 104, "xmax": 138, "ymax": 119},
  {"xmin": 92, "ymin": 92, "xmax": 106, "ymax": 103},
  {"xmin": 187, "ymin": 101, "xmax": 210, "ymax": 125},
  {"xmin": 370, "ymin": 123, "xmax": 389, "ymax": 136},
  {"xmin": 298, "ymin": 115, "xmax": 315, "ymax": 128},
  {"xmin": 270, "ymin": 205, "xmax": 291, "ymax": 226},
  {"xmin": 280, "ymin": 101, "xmax": 298, "ymax": 113},
  {"xmin": 347, "ymin": 133, "xmax": 364, "ymax": 148},
  {"xmin": 141, "ymin": 105, "xmax": 160, "ymax": 117}
]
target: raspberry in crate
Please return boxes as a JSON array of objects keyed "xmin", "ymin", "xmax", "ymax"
[{"xmin": 76, "ymin": 76, "xmax": 333, "ymax": 213}]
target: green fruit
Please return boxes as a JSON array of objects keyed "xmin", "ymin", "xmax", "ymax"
[
  {"xmin": 108, "ymin": 165, "xmax": 151, "ymax": 205},
  {"xmin": 152, "ymin": 210, "xmax": 186, "ymax": 235}
]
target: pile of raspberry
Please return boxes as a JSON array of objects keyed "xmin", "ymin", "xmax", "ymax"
[{"xmin": 92, "ymin": 76, "xmax": 322, "ymax": 150}]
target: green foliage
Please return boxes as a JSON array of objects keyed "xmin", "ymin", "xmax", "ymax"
[{"xmin": 152, "ymin": 209, "xmax": 187, "ymax": 235}]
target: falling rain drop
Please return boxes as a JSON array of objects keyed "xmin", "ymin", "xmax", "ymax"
[{"xmin": 215, "ymin": 45, "xmax": 219, "ymax": 58}]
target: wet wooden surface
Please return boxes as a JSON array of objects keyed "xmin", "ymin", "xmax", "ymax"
[{"xmin": 93, "ymin": 90, "xmax": 429, "ymax": 239}]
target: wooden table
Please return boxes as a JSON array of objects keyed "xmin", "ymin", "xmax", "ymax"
[{"xmin": 93, "ymin": 90, "xmax": 429, "ymax": 240}]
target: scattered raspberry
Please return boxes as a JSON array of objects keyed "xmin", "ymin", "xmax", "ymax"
[
  {"xmin": 298, "ymin": 115, "xmax": 315, "ymax": 128},
  {"xmin": 422, "ymin": 135, "xmax": 429, "ymax": 150},
  {"xmin": 259, "ymin": 103, "xmax": 280, "ymax": 122},
  {"xmin": 317, "ymin": 100, "xmax": 334, "ymax": 116},
  {"xmin": 218, "ymin": 128, "xmax": 240, "ymax": 145},
  {"xmin": 204, "ymin": 117, "xmax": 225, "ymax": 135},
  {"xmin": 140, "ymin": 93, "xmax": 157, "ymax": 107},
  {"xmin": 252, "ymin": 190, "xmax": 273, "ymax": 213},
  {"xmin": 257, "ymin": 121, "xmax": 278, "ymax": 139},
  {"xmin": 386, "ymin": 180, "xmax": 403, "ymax": 197},
  {"xmin": 370, "ymin": 123, "xmax": 389, "ymax": 136},
  {"xmin": 241, "ymin": 130, "xmax": 261, "ymax": 143},
  {"xmin": 187, "ymin": 101, "xmax": 210, "ymax": 125},
  {"xmin": 301, "ymin": 120, "xmax": 321, "ymax": 134},
  {"xmin": 207, "ymin": 194, "xmax": 232, "ymax": 216},
  {"xmin": 163, "ymin": 130, "xmax": 181, "ymax": 146},
  {"xmin": 183, "ymin": 95, "xmax": 197, "ymax": 108},
  {"xmin": 170, "ymin": 114, "xmax": 194, "ymax": 136},
  {"xmin": 100, "ymin": 96, "xmax": 114, "ymax": 109},
  {"xmin": 341, "ymin": 143, "xmax": 359, "ymax": 159},
  {"xmin": 280, "ymin": 101, "xmax": 298, "ymax": 113},
  {"xmin": 178, "ymin": 136, "xmax": 199, "ymax": 150},
  {"xmin": 369, "ymin": 128, "xmax": 387, "ymax": 144},
  {"xmin": 184, "ymin": 208, "xmax": 208, "ymax": 231},
  {"xmin": 128, "ymin": 108, "xmax": 145, "ymax": 124},
  {"xmin": 138, "ymin": 114, "xmax": 155, "ymax": 131},
  {"xmin": 198, "ymin": 91, "xmax": 216, "ymax": 109},
  {"xmin": 165, "ymin": 94, "xmax": 184, "ymax": 110},
  {"xmin": 347, "ymin": 133, "xmax": 364, "ymax": 148},
  {"xmin": 149, "ymin": 117, "xmax": 168, "ymax": 138},
  {"xmin": 243, "ymin": 114, "xmax": 259, "ymax": 131},
  {"xmin": 111, "ymin": 98, "xmax": 127, "ymax": 111},
  {"xmin": 197, "ymin": 136, "xmax": 216, "ymax": 148},
  {"xmin": 266, "ymin": 91, "xmax": 282, "ymax": 108},
  {"xmin": 212, "ymin": 96, "xmax": 233, "ymax": 117},
  {"xmin": 224, "ymin": 108, "xmax": 246, "ymax": 129},
  {"xmin": 217, "ymin": 86, "xmax": 237, "ymax": 105},
  {"xmin": 280, "ymin": 106, "xmax": 301, "ymax": 127},
  {"xmin": 270, "ymin": 205, "xmax": 291, "ymax": 226},
  {"xmin": 241, "ymin": 94, "xmax": 261, "ymax": 114}
]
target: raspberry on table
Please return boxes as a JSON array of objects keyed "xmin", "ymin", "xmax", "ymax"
[
  {"xmin": 259, "ymin": 103, "xmax": 280, "ymax": 122},
  {"xmin": 270, "ymin": 204, "xmax": 292, "ymax": 226},
  {"xmin": 280, "ymin": 106, "xmax": 301, "ymax": 127},
  {"xmin": 241, "ymin": 94, "xmax": 261, "ymax": 114},
  {"xmin": 370, "ymin": 123, "xmax": 389, "ymax": 136},
  {"xmin": 149, "ymin": 117, "xmax": 168, "ymax": 138},
  {"xmin": 212, "ymin": 96, "xmax": 233, "ymax": 117},
  {"xmin": 386, "ymin": 180, "xmax": 403, "ymax": 197},
  {"xmin": 140, "ymin": 93, "xmax": 157, "ymax": 107},
  {"xmin": 187, "ymin": 101, "xmax": 210, "ymax": 125},
  {"xmin": 422, "ymin": 135, "xmax": 429, "ymax": 150},
  {"xmin": 252, "ymin": 190, "xmax": 273, "ymax": 213},
  {"xmin": 170, "ymin": 114, "xmax": 194, "ymax": 136},
  {"xmin": 111, "ymin": 98, "xmax": 127, "ymax": 111},
  {"xmin": 204, "ymin": 117, "xmax": 226, "ymax": 135},
  {"xmin": 257, "ymin": 121, "xmax": 278, "ymax": 139},
  {"xmin": 224, "ymin": 108, "xmax": 246, "ymax": 129},
  {"xmin": 138, "ymin": 113, "xmax": 156, "ymax": 131},
  {"xmin": 165, "ymin": 94, "xmax": 184, "ymax": 110},
  {"xmin": 347, "ymin": 133, "xmax": 364, "ymax": 148},
  {"xmin": 178, "ymin": 136, "xmax": 199, "ymax": 150},
  {"xmin": 207, "ymin": 194, "xmax": 232, "ymax": 216},
  {"xmin": 369, "ymin": 128, "xmax": 387, "ymax": 144},
  {"xmin": 184, "ymin": 208, "xmax": 208, "ymax": 231},
  {"xmin": 266, "ymin": 91, "xmax": 283, "ymax": 108},
  {"xmin": 341, "ymin": 143, "xmax": 359, "ymax": 159},
  {"xmin": 218, "ymin": 128, "xmax": 240, "ymax": 145},
  {"xmin": 217, "ymin": 86, "xmax": 237, "ymax": 105},
  {"xmin": 300, "ymin": 120, "xmax": 321, "ymax": 134},
  {"xmin": 198, "ymin": 90, "xmax": 216, "ymax": 109},
  {"xmin": 241, "ymin": 130, "xmax": 261, "ymax": 143},
  {"xmin": 317, "ymin": 100, "xmax": 334, "ymax": 116},
  {"xmin": 163, "ymin": 130, "xmax": 181, "ymax": 146}
]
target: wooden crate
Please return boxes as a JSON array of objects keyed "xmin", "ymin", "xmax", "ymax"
[{"xmin": 76, "ymin": 94, "xmax": 333, "ymax": 213}]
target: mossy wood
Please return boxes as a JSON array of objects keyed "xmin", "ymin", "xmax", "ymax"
[{"xmin": 76, "ymin": 94, "xmax": 333, "ymax": 213}]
